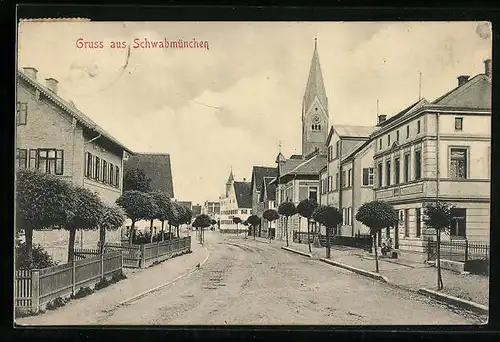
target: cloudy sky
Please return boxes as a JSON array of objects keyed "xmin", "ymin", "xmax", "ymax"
[{"xmin": 18, "ymin": 21, "xmax": 491, "ymax": 204}]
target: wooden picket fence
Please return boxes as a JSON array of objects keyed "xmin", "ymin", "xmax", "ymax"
[{"xmin": 15, "ymin": 250, "xmax": 122, "ymax": 315}]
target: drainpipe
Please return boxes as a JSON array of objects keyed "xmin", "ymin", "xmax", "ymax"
[
  {"xmin": 436, "ymin": 113, "xmax": 440, "ymax": 202},
  {"xmin": 351, "ymin": 159, "xmax": 355, "ymax": 237},
  {"xmin": 87, "ymin": 133, "xmax": 102, "ymax": 144},
  {"xmin": 338, "ymin": 139, "xmax": 343, "ymax": 237}
]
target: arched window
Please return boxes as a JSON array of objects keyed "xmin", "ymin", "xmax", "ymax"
[
  {"xmin": 318, "ymin": 124, "xmax": 321, "ymax": 130},
  {"xmin": 311, "ymin": 124, "xmax": 314, "ymax": 130}
]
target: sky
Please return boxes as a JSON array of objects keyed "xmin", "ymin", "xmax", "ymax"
[{"xmin": 17, "ymin": 21, "xmax": 492, "ymax": 204}]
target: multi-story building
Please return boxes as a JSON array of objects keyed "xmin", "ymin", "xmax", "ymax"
[
  {"xmin": 250, "ymin": 166, "xmax": 278, "ymax": 236},
  {"xmin": 320, "ymin": 125, "xmax": 376, "ymax": 236},
  {"xmin": 258, "ymin": 176, "xmax": 277, "ymax": 238},
  {"xmin": 202, "ymin": 201, "xmax": 220, "ymax": 221},
  {"xmin": 16, "ymin": 67, "xmax": 133, "ymax": 204},
  {"xmin": 219, "ymin": 170, "xmax": 252, "ymax": 229},
  {"xmin": 371, "ymin": 59, "xmax": 491, "ymax": 261}
]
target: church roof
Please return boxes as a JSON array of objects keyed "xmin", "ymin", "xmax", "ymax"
[
  {"xmin": 234, "ymin": 181, "xmax": 252, "ymax": 208},
  {"xmin": 226, "ymin": 169, "xmax": 235, "ymax": 184},
  {"xmin": 303, "ymin": 39, "xmax": 328, "ymax": 113}
]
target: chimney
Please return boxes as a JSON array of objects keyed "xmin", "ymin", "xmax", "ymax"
[
  {"xmin": 377, "ymin": 115, "xmax": 387, "ymax": 125},
  {"xmin": 484, "ymin": 59, "xmax": 492, "ymax": 78},
  {"xmin": 457, "ymin": 75, "xmax": 470, "ymax": 87},
  {"xmin": 22, "ymin": 67, "xmax": 38, "ymax": 80},
  {"xmin": 45, "ymin": 78, "xmax": 59, "ymax": 94},
  {"xmin": 243, "ymin": 178, "xmax": 246, "ymax": 182}
]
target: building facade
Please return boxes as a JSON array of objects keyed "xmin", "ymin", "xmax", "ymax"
[
  {"xmin": 258, "ymin": 177, "xmax": 277, "ymax": 238},
  {"xmin": 250, "ymin": 166, "xmax": 278, "ymax": 236},
  {"xmin": 219, "ymin": 170, "xmax": 252, "ymax": 229},
  {"xmin": 371, "ymin": 61, "xmax": 491, "ymax": 260},
  {"xmin": 202, "ymin": 201, "xmax": 221, "ymax": 222},
  {"xmin": 16, "ymin": 67, "xmax": 133, "ymax": 204}
]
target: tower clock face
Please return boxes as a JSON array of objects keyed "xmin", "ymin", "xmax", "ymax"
[{"xmin": 312, "ymin": 114, "xmax": 321, "ymax": 124}]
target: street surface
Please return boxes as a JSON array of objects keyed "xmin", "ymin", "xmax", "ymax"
[{"xmin": 18, "ymin": 231, "xmax": 483, "ymax": 325}]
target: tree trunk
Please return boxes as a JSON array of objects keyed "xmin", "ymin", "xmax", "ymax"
[
  {"xmin": 99, "ymin": 226, "xmax": 106, "ymax": 254},
  {"xmin": 24, "ymin": 227, "xmax": 34, "ymax": 269},
  {"xmin": 176, "ymin": 225, "xmax": 180, "ymax": 238},
  {"xmin": 150, "ymin": 219, "xmax": 154, "ymax": 243},
  {"xmin": 326, "ymin": 226, "xmax": 331, "ymax": 259},
  {"xmin": 169, "ymin": 224, "xmax": 172, "ymax": 240},
  {"xmin": 373, "ymin": 232, "xmax": 379, "ymax": 273},
  {"xmin": 161, "ymin": 221, "xmax": 165, "ymax": 241},
  {"xmin": 307, "ymin": 218, "xmax": 312, "ymax": 253},
  {"xmin": 285, "ymin": 217, "xmax": 289, "ymax": 247},
  {"xmin": 236, "ymin": 223, "xmax": 239, "ymax": 236},
  {"xmin": 253, "ymin": 225, "xmax": 256, "ymax": 240},
  {"xmin": 437, "ymin": 231, "xmax": 444, "ymax": 290},
  {"xmin": 68, "ymin": 228, "xmax": 77, "ymax": 263},
  {"xmin": 129, "ymin": 221, "xmax": 136, "ymax": 245}
]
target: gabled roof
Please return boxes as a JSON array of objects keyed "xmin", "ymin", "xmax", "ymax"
[
  {"xmin": 17, "ymin": 69, "xmax": 134, "ymax": 154},
  {"xmin": 303, "ymin": 40, "xmax": 328, "ymax": 114},
  {"xmin": 124, "ymin": 153, "xmax": 174, "ymax": 197},
  {"xmin": 260, "ymin": 176, "xmax": 277, "ymax": 202},
  {"xmin": 234, "ymin": 181, "xmax": 252, "ymax": 208},
  {"xmin": 431, "ymin": 74, "xmax": 491, "ymax": 109},
  {"xmin": 177, "ymin": 201, "xmax": 192, "ymax": 209},
  {"xmin": 250, "ymin": 166, "xmax": 277, "ymax": 194},
  {"xmin": 334, "ymin": 125, "xmax": 376, "ymax": 138},
  {"xmin": 283, "ymin": 153, "xmax": 327, "ymax": 177},
  {"xmin": 373, "ymin": 99, "xmax": 427, "ymax": 133}
]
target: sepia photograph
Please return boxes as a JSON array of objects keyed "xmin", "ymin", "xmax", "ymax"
[{"xmin": 14, "ymin": 20, "xmax": 491, "ymax": 326}]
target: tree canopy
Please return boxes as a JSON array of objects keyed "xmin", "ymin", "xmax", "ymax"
[
  {"xmin": 296, "ymin": 198, "xmax": 318, "ymax": 219},
  {"xmin": 355, "ymin": 200, "xmax": 398, "ymax": 232},
  {"xmin": 150, "ymin": 191, "xmax": 171, "ymax": 222},
  {"xmin": 312, "ymin": 204, "xmax": 327, "ymax": 223},
  {"xmin": 320, "ymin": 206, "xmax": 343, "ymax": 228},
  {"xmin": 247, "ymin": 215, "xmax": 261, "ymax": 227},
  {"xmin": 116, "ymin": 190, "xmax": 158, "ymax": 223},
  {"xmin": 278, "ymin": 202, "xmax": 296, "ymax": 217},
  {"xmin": 263, "ymin": 209, "xmax": 280, "ymax": 222},
  {"xmin": 64, "ymin": 186, "xmax": 104, "ymax": 231},
  {"xmin": 423, "ymin": 202, "xmax": 454, "ymax": 231},
  {"xmin": 123, "ymin": 168, "xmax": 152, "ymax": 192},
  {"xmin": 192, "ymin": 214, "xmax": 212, "ymax": 229},
  {"xmin": 99, "ymin": 203, "xmax": 126, "ymax": 231},
  {"xmin": 232, "ymin": 217, "xmax": 242, "ymax": 224}
]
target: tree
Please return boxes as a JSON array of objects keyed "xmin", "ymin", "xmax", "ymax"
[
  {"xmin": 98, "ymin": 204, "xmax": 125, "ymax": 254},
  {"xmin": 318, "ymin": 206, "xmax": 343, "ymax": 258},
  {"xmin": 179, "ymin": 204, "xmax": 193, "ymax": 237},
  {"xmin": 16, "ymin": 170, "xmax": 75, "ymax": 268},
  {"xmin": 355, "ymin": 200, "xmax": 398, "ymax": 273},
  {"xmin": 278, "ymin": 202, "xmax": 296, "ymax": 247},
  {"xmin": 63, "ymin": 186, "xmax": 104, "ymax": 262},
  {"xmin": 247, "ymin": 215, "xmax": 261, "ymax": 240},
  {"xmin": 149, "ymin": 192, "xmax": 171, "ymax": 241},
  {"xmin": 312, "ymin": 204, "xmax": 327, "ymax": 248},
  {"xmin": 16, "ymin": 240, "xmax": 56, "ymax": 270},
  {"xmin": 296, "ymin": 198, "xmax": 319, "ymax": 253},
  {"xmin": 263, "ymin": 209, "xmax": 280, "ymax": 242},
  {"xmin": 116, "ymin": 190, "xmax": 158, "ymax": 244},
  {"xmin": 192, "ymin": 214, "xmax": 211, "ymax": 244},
  {"xmin": 232, "ymin": 217, "xmax": 242, "ymax": 235},
  {"xmin": 423, "ymin": 201, "xmax": 454, "ymax": 290},
  {"xmin": 123, "ymin": 168, "xmax": 152, "ymax": 192}
]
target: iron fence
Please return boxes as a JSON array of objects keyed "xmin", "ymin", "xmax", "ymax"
[{"xmin": 426, "ymin": 238, "xmax": 489, "ymax": 263}]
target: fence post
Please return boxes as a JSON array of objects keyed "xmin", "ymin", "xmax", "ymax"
[
  {"xmin": 156, "ymin": 240, "xmax": 160, "ymax": 263},
  {"xmin": 72, "ymin": 260, "xmax": 76, "ymax": 295},
  {"xmin": 465, "ymin": 239, "xmax": 469, "ymax": 263},
  {"xmin": 31, "ymin": 270, "xmax": 40, "ymax": 314},
  {"xmin": 100, "ymin": 251, "xmax": 104, "ymax": 280},
  {"xmin": 140, "ymin": 244, "xmax": 146, "ymax": 269}
]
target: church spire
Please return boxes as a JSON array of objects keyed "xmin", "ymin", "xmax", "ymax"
[
  {"xmin": 303, "ymin": 38, "xmax": 328, "ymax": 114},
  {"xmin": 227, "ymin": 167, "xmax": 234, "ymax": 184}
]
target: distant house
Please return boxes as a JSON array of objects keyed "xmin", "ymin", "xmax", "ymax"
[
  {"xmin": 249, "ymin": 166, "xmax": 277, "ymax": 236},
  {"xmin": 258, "ymin": 176, "xmax": 277, "ymax": 237},
  {"xmin": 192, "ymin": 204, "xmax": 202, "ymax": 216},
  {"xmin": 202, "ymin": 201, "xmax": 220, "ymax": 221},
  {"xmin": 123, "ymin": 153, "xmax": 174, "ymax": 198},
  {"xmin": 219, "ymin": 169, "xmax": 252, "ymax": 229},
  {"xmin": 16, "ymin": 67, "xmax": 133, "ymax": 204}
]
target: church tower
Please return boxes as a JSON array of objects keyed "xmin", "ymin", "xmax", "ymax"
[
  {"xmin": 225, "ymin": 168, "xmax": 234, "ymax": 197},
  {"xmin": 302, "ymin": 38, "xmax": 329, "ymax": 157}
]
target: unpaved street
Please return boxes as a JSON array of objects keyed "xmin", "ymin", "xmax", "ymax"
[{"xmin": 94, "ymin": 232, "xmax": 481, "ymax": 325}]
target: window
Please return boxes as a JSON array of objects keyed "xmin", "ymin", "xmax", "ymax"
[
  {"xmin": 342, "ymin": 171, "xmax": 346, "ymax": 188},
  {"xmin": 404, "ymin": 153, "xmax": 410, "ymax": 182},
  {"xmin": 379, "ymin": 139, "xmax": 382, "ymax": 150},
  {"xmin": 342, "ymin": 208, "xmax": 347, "ymax": 225},
  {"xmin": 385, "ymin": 160, "xmax": 391, "ymax": 186},
  {"xmin": 16, "ymin": 102, "xmax": 27, "ymax": 126},
  {"xmin": 404, "ymin": 209, "xmax": 410, "ymax": 237},
  {"xmin": 417, "ymin": 120, "xmax": 421, "ymax": 134},
  {"xmin": 37, "ymin": 149, "xmax": 64, "ymax": 175},
  {"xmin": 110, "ymin": 164, "xmax": 114, "ymax": 184},
  {"xmin": 362, "ymin": 168, "xmax": 369, "ymax": 185},
  {"xmin": 415, "ymin": 208, "xmax": 421, "ymax": 237},
  {"xmin": 377, "ymin": 163, "xmax": 383, "ymax": 187},
  {"xmin": 328, "ymin": 146, "xmax": 333, "ymax": 161},
  {"xmin": 396, "ymin": 130, "xmax": 400, "ymax": 142},
  {"xmin": 85, "ymin": 152, "xmax": 92, "ymax": 178},
  {"xmin": 414, "ymin": 150, "xmax": 422, "ymax": 180},
  {"xmin": 406, "ymin": 126, "xmax": 410, "ymax": 138},
  {"xmin": 335, "ymin": 141, "xmax": 340, "ymax": 158},
  {"xmin": 450, "ymin": 148, "xmax": 467, "ymax": 179},
  {"xmin": 346, "ymin": 207, "xmax": 351, "ymax": 225},
  {"xmin": 455, "ymin": 117, "xmax": 463, "ymax": 131},
  {"xmin": 94, "ymin": 157, "xmax": 100, "ymax": 181},
  {"xmin": 28, "ymin": 149, "xmax": 37, "ymax": 169},
  {"xmin": 394, "ymin": 157, "xmax": 400, "ymax": 184},
  {"xmin": 309, "ymin": 187, "xmax": 318, "ymax": 202},
  {"xmin": 347, "ymin": 169, "xmax": 352, "ymax": 187},
  {"xmin": 335, "ymin": 173, "xmax": 339, "ymax": 189},
  {"xmin": 16, "ymin": 149, "xmax": 27, "ymax": 169},
  {"xmin": 450, "ymin": 208, "xmax": 466, "ymax": 238},
  {"xmin": 328, "ymin": 176, "xmax": 332, "ymax": 192},
  {"xmin": 102, "ymin": 160, "xmax": 107, "ymax": 183},
  {"xmin": 387, "ymin": 134, "xmax": 391, "ymax": 146},
  {"xmin": 115, "ymin": 166, "xmax": 120, "ymax": 187}
]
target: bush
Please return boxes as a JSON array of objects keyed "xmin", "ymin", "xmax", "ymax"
[
  {"xmin": 111, "ymin": 271, "xmax": 127, "ymax": 283},
  {"xmin": 70, "ymin": 286, "xmax": 94, "ymax": 299},
  {"xmin": 94, "ymin": 277, "xmax": 112, "ymax": 291},
  {"xmin": 15, "ymin": 241, "xmax": 57, "ymax": 270},
  {"xmin": 46, "ymin": 297, "xmax": 67, "ymax": 310},
  {"xmin": 465, "ymin": 259, "xmax": 489, "ymax": 276}
]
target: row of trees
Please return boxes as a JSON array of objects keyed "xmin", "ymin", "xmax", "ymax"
[
  {"xmin": 240, "ymin": 197, "xmax": 454, "ymax": 289},
  {"xmin": 16, "ymin": 169, "xmax": 126, "ymax": 268}
]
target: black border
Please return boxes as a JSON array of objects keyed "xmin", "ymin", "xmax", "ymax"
[{"xmin": 3, "ymin": 3, "xmax": 500, "ymax": 341}]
